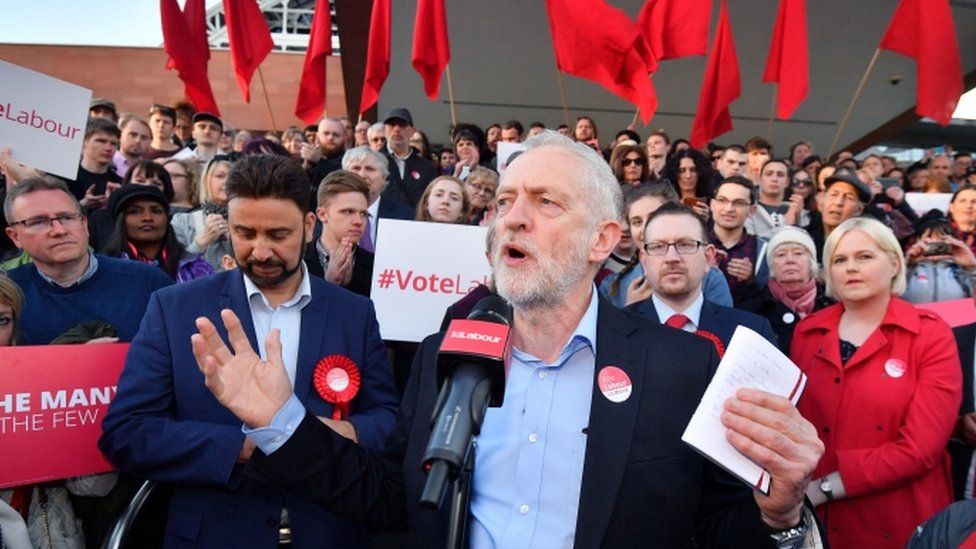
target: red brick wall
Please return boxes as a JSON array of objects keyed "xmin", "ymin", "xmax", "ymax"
[{"xmin": 0, "ymin": 44, "xmax": 347, "ymax": 132}]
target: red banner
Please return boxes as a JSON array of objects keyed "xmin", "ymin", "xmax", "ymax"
[{"xmin": 0, "ymin": 344, "xmax": 129, "ymax": 488}]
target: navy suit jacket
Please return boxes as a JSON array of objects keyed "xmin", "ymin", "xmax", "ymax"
[
  {"xmin": 377, "ymin": 196, "xmax": 415, "ymax": 221},
  {"xmin": 950, "ymin": 322, "xmax": 976, "ymax": 500},
  {"xmin": 628, "ymin": 297, "xmax": 779, "ymax": 350},
  {"xmin": 99, "ymin": 270, "xmax": 399, "ymax": 548},
  {"xmin": 246, "ymin": 299, "xmax": 778, "ymax": 548}
]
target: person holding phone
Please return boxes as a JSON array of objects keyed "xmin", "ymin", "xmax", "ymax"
[
  {"xmin": 662, "ymin": 149, "xmax": 713, "ymax": 220},
  {"xmin": 902, "ymin": 209, "xmax": 976, "ymax": 304}
]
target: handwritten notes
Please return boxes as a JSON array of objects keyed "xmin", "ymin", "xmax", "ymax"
[{"xmin": 681, "ymin": 326, "xmax": 807, "ymax": 494}]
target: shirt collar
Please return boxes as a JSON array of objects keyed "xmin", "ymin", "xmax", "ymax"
[
  {"xmin": 38, "ymin": 251, "xmax": 98, "ymax": 288},
  {"xmin": 242, "ymin": 262, "xmax": 313, "ymax": 311},
  {"xmin": 386, "ymin": 143, "xmax": 412, "ymax": 161},
  {"xmin": 367, "ymin": 198, "xmax": 380, "ymax": 219},
  {"xmin": 512, "ymin": 285, "xmax": 599, "ymax": 367},
  {"xmin": 651, "ymin": 291, "xmax": 704, "ymax": 328}
]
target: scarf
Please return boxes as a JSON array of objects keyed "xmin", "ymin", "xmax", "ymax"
[{"xmin": 768, "ymin": 278, "xmax": 817, "ymax": 318}]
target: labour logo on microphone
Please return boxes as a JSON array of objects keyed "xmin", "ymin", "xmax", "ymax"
[{"xmin": 440, "ymin": 319, "xmax": 510, "ymax": 360}]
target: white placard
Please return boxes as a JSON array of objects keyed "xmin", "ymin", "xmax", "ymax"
[
  {"xmin": 496, "ymin": 141, "xmax": 528, "ymax": 175},
  {"xmin": 371, "ymin": 219, "xmax": 492, "ymax": 342},
  {"xmin": 904, "ymin": 192, "xmax": 952, "ymax": 215},
  {"xmin": 0, "ymin": 60, "xmax": 91, "ymax": 179}
]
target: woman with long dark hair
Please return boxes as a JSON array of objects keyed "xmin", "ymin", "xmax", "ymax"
[
  {"xmin": 102, "ymin": 185, "xmax": 213, "ymax": 282},
  {"xmin": 663, "ymin": 148, "xmax": 713, "ymax": 219}
]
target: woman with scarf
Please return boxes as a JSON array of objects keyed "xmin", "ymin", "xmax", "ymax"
[{"xmin": 739, "ymin": 226, "xmax": 831, "ymax": 354}]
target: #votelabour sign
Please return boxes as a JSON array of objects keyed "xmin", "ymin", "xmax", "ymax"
[
  {"xmin": 0, "ymin": 60, "xmax": 91, "ymax": 179},
  {"xmin": 0, "ymin": 344, "xmax": 128, "ymax": 488},
  {"xmin": 371, "ymin": 219, "xmax": 492, "ymax": 342}
]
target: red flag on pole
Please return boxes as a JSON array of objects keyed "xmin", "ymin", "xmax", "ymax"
[
  {"xmin": 762, "ymin": 0, "xmax": 809, "ymax": 119},
  {"xmin": 359, "ymin": 0, "xmax": 391, "ymax": 115},
  {"xmin": 222, "ymin": 0, "xmax": 274, "ymax": 103},
  {"xmin": 295, "ymin": 0, "xmax": 332, "ymax": 125},
  {"xmin": 689, "ymin": 0, "xmax": 740, "ymax": 147},
  {"xmin": 638, "ymin": 0, "xmax": 711, "ymax": 63},
  {"xmin": 411, "ymin": 0, "xmax": 451, "ymax": 100},
  {"xmin": 165, "ymin": 0, "xmax": 209, "ymax": 70},
  {"xmin": 545, "ymin": 0, "xmax": 658, "ymax": 123},
  {"xmin": 160, "ymin": 0, "xmax": 220, "ymax": 114},
  {"xmin": 879, "ymin": 0, "xmax": 963, "ymax": 126}
]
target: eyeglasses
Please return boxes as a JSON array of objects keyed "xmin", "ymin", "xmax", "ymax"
[
  {"xmin": 643, "ymin": 240, "xmax": 704, "ymax": 256},
  {"xmin": 711, "ymin": 196, "xmax": 751, "ymax": 209},
  {"xmin": 465, "ymin": 181, "xmax": 495, "ymax": 197},
  {"xmin": 791, "ymin": 178, "xmax": 812, "ymax": 187},
  {"xmin": 9, "ymin": 213, "xmax": 85, "ymax": 233},
  {"xmin": 621, "ymin": 158, "xmax": 646, "ymax": 167},
  {"xmin": 222, "ymin": 130, "xmax": 235, "ymax": 137}
]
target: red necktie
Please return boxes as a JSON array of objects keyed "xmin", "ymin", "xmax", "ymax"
[{"xmin": 665, "ymin": 314, "xmax": 691, "ymax": 330}]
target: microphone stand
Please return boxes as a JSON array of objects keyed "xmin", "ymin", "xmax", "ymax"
[{"xmin": 445, "ymin": 439, "xmax": 476, "ymax": 549}]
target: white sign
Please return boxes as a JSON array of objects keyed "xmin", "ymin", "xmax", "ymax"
[
  {"xmin": 0, "ymin": 60, "xmax": 91, "ymax": 179},
  {"xmin": 496, "ymin": 141, "xmax": 528, "ymax": 175},
  {"xmin": 904, "ymin": 192, "xmax": 952, "ymax": 215},
  {"xmin": 371, "ymin": 219, "xmax": 492, "ymax": 342}
]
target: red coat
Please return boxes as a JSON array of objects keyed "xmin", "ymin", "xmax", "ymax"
[{"xmin": 792, "ymin": 298, "xmax": 962, "ymax": 548}]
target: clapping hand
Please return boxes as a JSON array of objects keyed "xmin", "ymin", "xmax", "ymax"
[{"xmin": 192, "ymin": 309, "xmax": 293, "ymax": 428}]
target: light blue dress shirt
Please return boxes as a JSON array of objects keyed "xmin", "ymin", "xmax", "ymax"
[{"xmin": 468, "ymin": 287, "xmax": 599, "ymax": 549}]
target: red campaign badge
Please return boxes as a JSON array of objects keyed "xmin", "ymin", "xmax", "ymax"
[
  {"xmin": 884, "ymin": 358, "xmax": 907, "ymax": 379},
  {"xmin": 313, "ymin": 355, "xmax": 361, "ymax": 420},
  {"xmin": 694, "ymin": 330, "xmax": 725, "ymax": 359},
  {"xmin": 411, "ymin": 170, "xmax": 420, "ymax": 180},
  {"xmin": 598, "ymin": 366, "xmax": 632, "ymax": 403}
]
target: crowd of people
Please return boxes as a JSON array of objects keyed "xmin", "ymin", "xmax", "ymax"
[{"xmin": 1, "ymin": 94, "xmax": 975, "ymax": 548}]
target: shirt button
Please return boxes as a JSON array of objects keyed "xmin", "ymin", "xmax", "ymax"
[
  {"xmin": 273, "ymin": 435, "xmax": 282, "ymax": 442},
  {"xmin": 528, "ymin": 433, "xmax": 538, "ymax": 443},
  {"xmin": 538, "ymin": 371, "xmax": 547, "ymax": 379},
  {"xmin": 519, "ymin": 504, "xmax": 530, "ymax": 514},
  {"xmin": 286, "ymin": 423, "xmax": 294, "ymax": 430}
]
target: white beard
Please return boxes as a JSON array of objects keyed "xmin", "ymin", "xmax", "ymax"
[{"xmin": 492, "ymin": 230, "xmax": 592, "ymax": 310}]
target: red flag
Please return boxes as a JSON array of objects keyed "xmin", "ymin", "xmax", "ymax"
[
  {"xmin": 222, "ymin": 0, "xmax": 274, "ymax": 103},
  {"xmin": 160, "ymin": 0, "xmax": 220, "ymax": 114},
  {"xmin": 165, "ymin": 0, "xmax": 208, "ymax": 69},
  {"xmin": 638, "ymin": 0, "xmax": 711, "ymax": 62},
  {"xmin": 879, "ymin": 0, "xmax": 963, "ymax": 126},
  {"xmin": 545, "ymin": 0, "xmax": 657, "ymax": 123},
  {"xmin": 762, "ymin": 0, "xmax": 809, "ymax": 119},
  {"xmin": 411, "ymin": 0, "xmax": 450, "ymax": 100},
  {"xmin": 295, "ymin": 0, "xmax": 332, "ymax": 125},
  {"xmin": 689, "ymin": 0, "xmax": 740, "ymax": 147},
  {"xmin": 359, "ymin": 0, "xmax": 391, "ymax": 114}
]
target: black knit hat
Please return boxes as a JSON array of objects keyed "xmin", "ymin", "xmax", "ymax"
[{"xmin": 108, "ymin": 185, "xmax": 169, "ymax": 218}]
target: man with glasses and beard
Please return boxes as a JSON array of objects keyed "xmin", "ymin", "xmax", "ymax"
[
  {"xmin": 99, "ymin": 155, "xmax": 399, "ymax": 548},
  {"xmin": 193, "ymin": 134, "xmax": 824, "ymax": 548}
]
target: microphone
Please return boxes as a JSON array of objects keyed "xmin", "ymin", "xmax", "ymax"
[{"xmin": 419, "ymin": 295, "xmax": 512, "ymax": 509}]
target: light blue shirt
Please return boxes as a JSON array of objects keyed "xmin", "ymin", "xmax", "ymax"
[
  {"xmin": 468, "ymin": 287, "xmax": 599, "ymax": 549},
  {"xmin": 651, "ymin": 292, "xmax": 704, "ymax": 332},
  {"xmin": 37, "ymin": 252, "xmax": 98, "ymax": 287}
]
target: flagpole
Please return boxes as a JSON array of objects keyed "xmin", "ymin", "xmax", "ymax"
[
  {"xmin": 257, "ymin": 67, "xmax": 278, "ymax": 133},
  {"xmin": 445, "ymin": 64, "xmax": 457, "ymax": 129},
  {"xmin": 767, "ymin": 88, "xmax": 776, "ymax": 143},
  {"xmin": 631, "ymin": 108, "xmax": 641, "ymax": 128},
  {"xmin": 555, "ymin": 68, "xmax": 570, "ymax": 128},
  {"xmin": 828, "ymin": 47, "xmax": 881, "ymax": 160}
]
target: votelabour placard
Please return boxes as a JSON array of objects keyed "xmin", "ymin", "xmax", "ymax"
[
  {"xmin": 0, "ymin": 344, "xmax": 128, "ymax": 488},
  {"xmin": 0, "ymin": 60, "xmax": 91, "ymax": 180},
  {"xmin": 371, "ymin": 220, "xmax": 492, "ymax": 342}
]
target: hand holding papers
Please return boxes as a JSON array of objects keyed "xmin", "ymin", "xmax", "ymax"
[{"xmin": 682, "ymin": 326, "xmax": 824, "ymax": 529}]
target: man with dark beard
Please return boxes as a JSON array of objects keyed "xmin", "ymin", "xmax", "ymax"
[
  {"xmin": 194, "ymin": 134, "xmax": 825, "ymax": 547},
  {"xmin": 303, "ymin": 117, "xmax": 348, "ymax": 199},
  {"xmin": 99, "ymin": 155, "xmax": 399, "ymax": 548}
]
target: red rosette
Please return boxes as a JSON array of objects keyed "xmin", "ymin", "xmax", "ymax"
[
  {"xmin": 313, "ymin": 354, "xmax": 361, "ymax": 420},
  {"xmin": 694, "ymin": 330, "xmax": 725, "ymax": 359}
]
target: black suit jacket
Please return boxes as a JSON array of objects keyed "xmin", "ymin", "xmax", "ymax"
[
  {"xmin": 380, "ymin": 148, "xmax": 437, "ymax": 208},
  {"xmin": 377, "ymin": 196, "xmax": 415, "ymax": 221},
  {"xmin": 628, "ymin": 297, "xmax": 779, "ymax": 349},
  {"xmin": 248, "ymin": 299, "xmax": 777, "ymax": 548},
  {"xmin": 950, "ymin": 323, "xmax": 976, "ymax": 500},
  {"xmin": 303, "ymin": 240, "xmax": 374, "ymax": 298}
]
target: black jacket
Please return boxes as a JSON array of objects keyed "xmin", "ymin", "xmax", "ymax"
[{"xmin": 380, "ymin": 148, "xmax": 437, "ymax": 209}]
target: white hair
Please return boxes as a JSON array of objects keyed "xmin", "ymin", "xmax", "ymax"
[
  {"xmin": 512, "ymin": 130, "xmax": 622, "ymax": 225},
  {"xmin": 342, "ymin": 146, "xmax": 389, "ymax": 178}
]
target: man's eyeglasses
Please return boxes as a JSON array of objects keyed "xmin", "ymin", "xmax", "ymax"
[
  {"xmin": 711, "ymin": 196, "xmax": 751, "ymax": 209},
  {"xmin": 9, "ymin": 213, "xmax": 85, "ymax": 233},
  {"xmin": 643, "ymin": 240, "xmax": 704, "ymax": 256},
  {"xmin": 621, "ymin": 158, "xmax": 646, "ymax": 167},
  {"xmin": 465, "ymin": 181, "xmax": 495, "ymax": 197}
]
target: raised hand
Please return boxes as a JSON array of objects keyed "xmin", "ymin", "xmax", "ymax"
[
  {"xmin": 192, "ymin": 309, "xmax": 293, "ymax": 427},
  {"xmin": 721, "ymin": 388, "xmax": 824, "ymax": 529}
]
